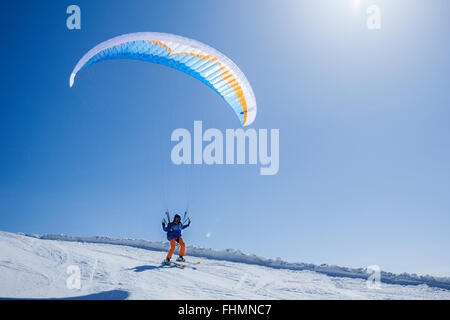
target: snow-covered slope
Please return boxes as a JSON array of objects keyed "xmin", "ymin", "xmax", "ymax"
[{"xmin": 0, "ymin": 231, "xmax": 449, "ymax": 300}]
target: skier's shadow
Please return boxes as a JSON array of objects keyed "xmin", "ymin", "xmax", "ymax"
[
  {"xmin": 128, "ymin": 265, "xmax": 173, "ymax": 272},
  {"xmin": 0, "ymin": 289, "xmax": 129, "ymax": 300}
]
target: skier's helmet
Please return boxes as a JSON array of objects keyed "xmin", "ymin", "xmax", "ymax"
[{"xmin": 173, "ymin": 214, "xmax": 181, "ymax": 222}]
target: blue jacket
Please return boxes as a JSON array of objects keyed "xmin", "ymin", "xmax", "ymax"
[{"xmin": 163, "ymin": 221, "xmax": 190, "ymax": 240}]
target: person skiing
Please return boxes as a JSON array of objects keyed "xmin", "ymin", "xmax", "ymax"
[{"xmin": 162, "ymin": 211, "xmax": 191, "ymax": 265}]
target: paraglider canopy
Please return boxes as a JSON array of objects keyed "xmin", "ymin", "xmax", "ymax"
[{"xmin": 70, "ymin": 32, "xmax": 257, "ymax": 126}]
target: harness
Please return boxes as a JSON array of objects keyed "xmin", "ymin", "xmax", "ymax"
[{"xmin": 166, "ymin": 223, "xmax": 181, "ymax": 241}]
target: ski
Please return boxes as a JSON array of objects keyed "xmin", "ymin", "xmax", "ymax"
[
  {"xmin": 161, "ymin": 258, "xmax": 198, "ymax": 269},
  {"xmin": 161, "ymin": 261, "xmax": 186, "ymax": 269},
  {"xmin": 178, "ymin": 260, "xmax": 200, "ymax": 269},
  {"xmin": 164, "ymin": 261, "xmax": 198, "ymax": 270},
  {"xmin": 171, "ymin": 262, "xmax": 188, "ymax": 269}
]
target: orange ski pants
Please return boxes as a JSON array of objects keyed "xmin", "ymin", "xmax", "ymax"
[{"xmin": 167, "ymin": 237, "xmax": 185, "ymax": 259}]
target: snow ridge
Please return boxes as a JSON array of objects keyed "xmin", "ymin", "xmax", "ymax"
[{"xmin": 24, "ymin": 233, "xmax": 450, "ymax": 291}]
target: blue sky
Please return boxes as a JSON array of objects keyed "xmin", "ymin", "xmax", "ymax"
[{"xmin": 1, "ymin": 0, "xmax": 450, "ymax": 276}]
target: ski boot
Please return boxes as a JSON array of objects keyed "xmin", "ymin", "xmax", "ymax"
[
  {"xmin": 163, "ymin": 258, "xmax": 171, "ymax": 266},
  {"xmin": 176, "ymin": 256, "xmax": 186, "ymax": 262}
]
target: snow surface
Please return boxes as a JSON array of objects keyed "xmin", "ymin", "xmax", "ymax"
[{"xmin": 0, "ymin": 231, "xmax": 449, "ymax": 300}]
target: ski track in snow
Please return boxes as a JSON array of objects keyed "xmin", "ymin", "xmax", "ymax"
[{"xmin": 0, "ymin": 231, "xmax": 449, "ymax": 300}]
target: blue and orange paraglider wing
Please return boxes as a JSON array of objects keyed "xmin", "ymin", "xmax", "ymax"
[{"xmin": 70, "ymin": 32, "xmax": 257, "ymax": 126}]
